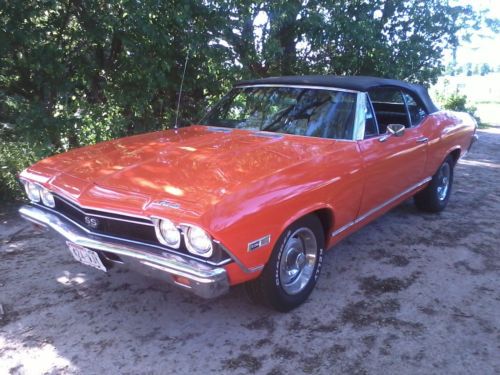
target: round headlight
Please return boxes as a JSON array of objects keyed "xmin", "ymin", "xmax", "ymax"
[
  {"xmin": 185, "ymin": 226, "xmax": 213, "ymax": 258},
  {"xmin": 25, "ymin": 182, "xmax": 41, "ymax": 203},
  {"xmin": 155, "ymin": 219, "xmax": 181, "ymax": 248},
  {"xmin": 40, "ymin": 188, "xmax": 55, "ymax": 208}
]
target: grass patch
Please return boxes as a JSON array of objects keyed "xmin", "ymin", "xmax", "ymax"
[
  {"xmin": 475, "ymin": 101, "xmax": 500, "ymax": 105},
  {"xmin": 478, "ymin": 122, "xmax": 494, "ymax": 129}
]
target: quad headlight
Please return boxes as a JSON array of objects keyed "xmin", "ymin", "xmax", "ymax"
[
  {"xmin": 184, "ymin": 225, "xmax": 213, "ymax": 258},
  {"xmin": 23, "ymin": 181, "xmax": 56, "ymax": 207},
  {"xmin": 154, "ymin": 218, "xmax": 181, "ymax": 248},
  {"xmin": 24, "ymin": 181, "xmax": 41, "ymax": 203},
  {"xmin": 40, "ymin": 188, "xmax": 55, "ymax": 207},
  {"xmin": 152, "ymin": 219, "xmax": 213, "ymax": 258}
]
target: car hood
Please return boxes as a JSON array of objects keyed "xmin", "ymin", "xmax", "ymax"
[{"xmin": 25, "ymin": 126, "xmax": 335, "ymax": 216}]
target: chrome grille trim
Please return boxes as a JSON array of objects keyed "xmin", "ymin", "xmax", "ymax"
[
  {"xmin": 52, "ymin": 191, "xmax": 152, "ymax": 220},
  {"xmin": 54, "ymin": 194, "xmax": 154, "ymax": 226}
]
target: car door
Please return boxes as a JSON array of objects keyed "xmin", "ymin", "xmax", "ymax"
[{"xmin": 356, "ymin": 88, "xmax": 429, "ymax": 217}]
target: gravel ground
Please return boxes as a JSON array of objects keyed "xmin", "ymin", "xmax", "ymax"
[{"xmin": 1, "ymin": 127, "xmax": 499, "ymax": 375}]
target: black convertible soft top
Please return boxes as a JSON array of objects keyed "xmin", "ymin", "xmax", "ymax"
[{"xmin": 235, "ymin": 75, "xmax": 439, "ymax": 113}]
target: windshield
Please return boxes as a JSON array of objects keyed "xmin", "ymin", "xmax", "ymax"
[{"xmin": 200, "ymin": 86, "xmax": 357, "ymax": 140}]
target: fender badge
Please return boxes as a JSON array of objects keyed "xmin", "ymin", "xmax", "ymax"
[
  {"xmin": 248, "ymin": 235, "xmax": 271, "ymax": 252},
  {"xmin": 151, "ymin": 200, "xmax": 181, "ymax": 209}
]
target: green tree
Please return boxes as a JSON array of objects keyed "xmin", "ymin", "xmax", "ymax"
[
  {"xmin": 480, "ymin": 63, "xmax": 491, "ymax": 76},
  {"xmin": 0, "ymin": 0, "xmax": 496, "ymax": 199},
  {"xmin": 210, "ymin": 0, "xmax": 479, "ymax": 84}
]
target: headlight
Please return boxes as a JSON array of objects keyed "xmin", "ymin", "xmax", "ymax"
[
  {"xmin": 40, "ymin": 188, "xmax": 55, "ymax": 208},
  {"xmin": 185, "ymin": 225, "xmax": 213, "ymax": 258},
  {"xmin": 154, "ymin": 218, "xmax": 181, "ymax": 248},
  {"xmin": 25, "ymin": 182, "xmax": 41, "ymax": 203}
]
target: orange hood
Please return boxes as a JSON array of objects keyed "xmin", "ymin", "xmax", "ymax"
[{"xmin": 23, "ymin": 126, "xmax": 335, "ymax": 218}]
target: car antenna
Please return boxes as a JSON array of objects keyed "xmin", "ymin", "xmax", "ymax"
[{"xmin": 174, "ymin": 49, "xmax": 190, "ymax": 130}]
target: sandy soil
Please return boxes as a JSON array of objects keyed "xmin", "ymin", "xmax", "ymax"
[{"xmin": 1, "ymin": 127, "xmax": 499, "ymax": 375}]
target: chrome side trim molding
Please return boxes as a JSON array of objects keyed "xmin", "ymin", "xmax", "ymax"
[
  {"xmin": 331, "ymin": 177, "xmax": 432, "ymax": 237},
  {"xmin": 330, "ymin": 221, "xmax": 356, "ymax": 238}
]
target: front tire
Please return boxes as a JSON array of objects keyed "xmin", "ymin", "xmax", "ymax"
[
  {"xmin": 245, "ymin": 215, "xmax": 324, "ymax": 312},
  {"xmin": 414, "ymin": 156, "xmax": 454, "ymax": 212}
]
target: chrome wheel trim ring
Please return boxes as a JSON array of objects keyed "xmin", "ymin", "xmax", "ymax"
[
  {"xmin": 279, "ymin": 227, "xmax": 318, "ymax": 295},
  {"xmin": 437, "ymin": 162, "xmax": 451, "ymax": 201}
]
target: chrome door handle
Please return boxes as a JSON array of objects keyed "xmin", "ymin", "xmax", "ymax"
[{"xmin": 416, "ymin": 137, "xmax": 428, "ymax": 143}]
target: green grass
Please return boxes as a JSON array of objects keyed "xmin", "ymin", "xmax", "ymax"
[
  {"xmin": 475, "ymin": 101, "xmax": 500, "ymax": 105},
  {"xmin": 478, "ymin": 122, "xmax": 494, "ymax": 129}
]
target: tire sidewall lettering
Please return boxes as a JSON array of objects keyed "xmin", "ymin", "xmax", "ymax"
[{"xmin": 314, "ymin": 247, "xmax": 324, "ymax": 281}]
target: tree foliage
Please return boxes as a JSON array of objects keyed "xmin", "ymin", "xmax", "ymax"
[{"xmin": 0, "ymin": 0, "xmax": 493, "ymax": 199}]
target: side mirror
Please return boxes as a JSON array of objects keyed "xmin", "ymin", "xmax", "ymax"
[{"xmin": 380, "ymin": 123, "xmax": 405, "ymax": 142}]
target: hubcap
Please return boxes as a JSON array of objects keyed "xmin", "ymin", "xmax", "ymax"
[
  {"xmin": 437, "ymin": 163, "xmax": 450, "ymax": 201},
  {"xmin": 279, "ymin": 227, "xmax": 318, "ymax": 295}
]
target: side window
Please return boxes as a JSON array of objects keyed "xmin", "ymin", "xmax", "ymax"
[
  {"xmin": 364, "ymin": 96, "xmax": 378, "ymax": 138},
  {"xmin": 368, "ymin": 88, "xmax": 410, "ymax": 133},
  {"xmin": 403, "ymin": 92, "xmax": 427, "ymax": 127},
  {"xmin": 369, "ymin": 88, "xmax": 404, "ymax": 104}
]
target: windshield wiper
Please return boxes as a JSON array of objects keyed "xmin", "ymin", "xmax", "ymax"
[{"xmin": 260, "ymin": 89, "xmax": 307, "ymax": 132}]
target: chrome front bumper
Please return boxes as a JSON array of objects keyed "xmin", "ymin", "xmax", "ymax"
[{"xmin": 19, "ymin": 205, "xmax": 229, "ymax": 299}]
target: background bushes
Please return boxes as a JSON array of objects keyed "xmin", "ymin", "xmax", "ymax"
[{"xmin": 0, "ymin": 0, "xmax": 493, "ymax": 200}]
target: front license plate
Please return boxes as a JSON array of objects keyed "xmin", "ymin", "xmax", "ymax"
[{"xmin": 67, "ymin": 241, "xmax": 107, "ymax": 272}]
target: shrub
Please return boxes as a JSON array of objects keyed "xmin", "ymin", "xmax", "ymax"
[
  {"xmin": 434, "ymin": 87, "xmax": 480, "ymax": 124},
  {"xmin": 0, "ymin": 141, "xmax": 50, "ymax": 201}
]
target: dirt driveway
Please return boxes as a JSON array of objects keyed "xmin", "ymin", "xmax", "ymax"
[{"xmin": 1, "ymin": 127, "xmax": 499, "ymax": 375}]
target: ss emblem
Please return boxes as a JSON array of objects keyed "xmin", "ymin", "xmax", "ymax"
[{"xmin": 84, "ymin": 216, "xmax": 99, "ymax": 229}]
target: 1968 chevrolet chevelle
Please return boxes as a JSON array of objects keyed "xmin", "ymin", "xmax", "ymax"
[{"xmin": 19, "ymin": 76, "xmax": 477, "ymax": 311}]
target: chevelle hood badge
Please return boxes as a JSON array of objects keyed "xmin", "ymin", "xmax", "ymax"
[{"xmin": 151, "ymin": 200, "xmax": 181, "ymax": 209}]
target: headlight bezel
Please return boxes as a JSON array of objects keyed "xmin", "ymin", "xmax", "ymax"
[
  {"xmin": 153, "ymin": 218, "xmax": 181, "ymax": 249},
  {"xmin": 183, "ymin": 224, "xmax": 214, "ymax": 258},
  {"xmin": 40, "ymin": 188, "xmax": 56, "ymax": 208},
  {"xmin": 24, "ymin": 181, "xmax": 41, "ymax": 203}
]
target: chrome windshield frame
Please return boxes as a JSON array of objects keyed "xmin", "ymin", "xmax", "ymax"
[{"xmin": 233, "ymin": 83, "xmax": 360, "ymax": 94}]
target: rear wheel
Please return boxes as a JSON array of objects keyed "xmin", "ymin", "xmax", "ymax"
[
  {"xmin": 245, "ymin": 215, "xmax": 324, "ymax": 312},
  {"xmin": 414, "ymin": 156, "xmax": 454, "ymax": 212}
]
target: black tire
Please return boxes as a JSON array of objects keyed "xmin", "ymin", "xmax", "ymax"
[
  {"xmin": 414, "ymin": 156, "xmax": 454, "ymax": 213},
  {"xmin": 245, "ymin": 215, "xmax": 325, "ymax": 312}
]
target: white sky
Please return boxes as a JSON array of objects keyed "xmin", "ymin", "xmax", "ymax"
[{"xmin": 448, "ymin": 0, "xmax": 500, "ymax": 66}]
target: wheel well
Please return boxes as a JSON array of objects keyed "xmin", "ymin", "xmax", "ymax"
[
  {"xmin": 311, "ymin": 208, "xmax": 333, "ymax": 240},
  {"xmin": 450, "ymin": 149, "xmax": 461, "ymax": 165}
]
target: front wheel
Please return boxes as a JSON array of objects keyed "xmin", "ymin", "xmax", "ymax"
[
  {"xmin": 245, "ymin": 215, "xmax": 324, "ymax": 312},
  {"xmin": 414, "ymin": 156, "xmax": 454, "ymax": 212}
]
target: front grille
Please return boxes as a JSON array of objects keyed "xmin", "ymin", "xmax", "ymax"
[
  {"xmin": 45, "ymin": 194, "xmax": 231, "ymax": 265},
  {"xmin": 53, "ymin": 195, "xmax": 158, "ymax": 244}
]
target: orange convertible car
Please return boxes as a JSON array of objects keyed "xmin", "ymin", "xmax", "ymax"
[{"xmin": 19, "ymin": 76, "xmax": 477, "ymax": 311}]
